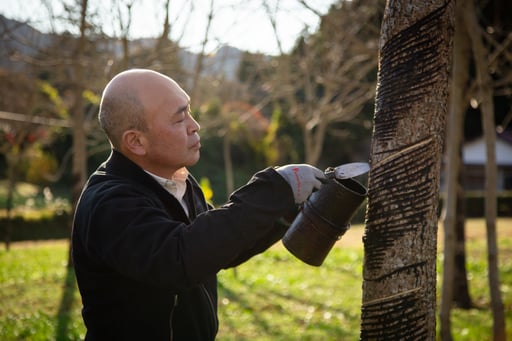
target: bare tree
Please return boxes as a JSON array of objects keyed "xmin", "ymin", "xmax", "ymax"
[
  {"xmin": 61, "ymin": 0, "xmax": 90, "ymax": 266},
  {"xmin": 155, "ymin": 0, "xmax": 171, "ymax": 54},
  {"xmin": 440, "ymin": 0, "xmax": 471, "ymax": 338},
  {"xmin": 441, "ymin": 0, "xmax": 512, "ymax": 337},
  {"xmin": 263, "ymin": 0, "xmax": 381, "ymax": 165},
  {"xmin": 113, "ymin": 0, "xmax": 136, "ymax": 70},
  {"xmin": 189, "ymin": 0, "xmax": 215, "ymax": 105},
  {"xmin": 360, "ymin": 1, "xmax": 454, "ymax": 340},
  {"xmin": 465, "ymin": 1, "xmax": 506, "ymax": 339},
  {"xmin": 262, "ymin": 0, "xmax": 285, "ymax": 55},
  {"xmin": 0, "ymin": 70, "xmax": 60, "ymax": 250},
  {"xmin": 452, "ymin": 149, "xmax": 472, "ymax": 309},
  {"xmin": 123, "ymin": 0, "xmax": 185, "ymax": 79}
]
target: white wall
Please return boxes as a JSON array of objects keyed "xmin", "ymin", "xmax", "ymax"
[{"xmin": 463, "ymin": 137, "xmax": 512, "ymax": 166}]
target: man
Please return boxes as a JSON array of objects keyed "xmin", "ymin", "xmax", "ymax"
[{"xmin": 72, "ymin": 69, "xmax": 325, "ymax": 340}]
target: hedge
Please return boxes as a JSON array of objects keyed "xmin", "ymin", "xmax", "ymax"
[
  {"xmin": 0, "ymin": 212, "xmax": 71, "ymax": 242},
  {"xmin": 0, "ymin": 193, "xmax": 510, "ymax": 243}
]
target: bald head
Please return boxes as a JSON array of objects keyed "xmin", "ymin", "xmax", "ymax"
[{"xmin": 98, "ymin": 69, "xmax": 187, "ymax": 149}]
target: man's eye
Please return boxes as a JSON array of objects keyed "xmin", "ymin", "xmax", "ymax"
[{"xmin": 175, "ymin": 114, "xmax": 186, "ymax": 123}]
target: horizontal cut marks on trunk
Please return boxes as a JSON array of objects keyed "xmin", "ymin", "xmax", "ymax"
[
  {"xmin": 374, "ymin": 3, "xmax": 449, "ymax": 146},
  {"xmin": 364, "ymin": 137, "xmax": 437, "ymax": 273},
  {"xmin": 364, "ymin": 260, "xmax": 428, "ymax": 282},
  {"xmin": 361, "ymin": 287, "xmax": 428, "ymax": 339}
]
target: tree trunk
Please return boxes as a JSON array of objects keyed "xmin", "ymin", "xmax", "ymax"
[
  {"xmin": 440, "ymin": 0, "xmax": 471, "ymax": 338},
  {"xmin": 453, "ymin": 150, "xmax": 472, "ymax": 309},
  {"xmin": 465, "ymin": 1, "xmax": 506, "ymax": 339},
  {"xmin": 155, "ymin": 0, "xmax": 171, "ymax": 54},
  {"xmin": 360, "ymin": 1, "xmax": 454, "ymax": 340},
  {"xmin": 5, "ymin": 181, "xmax": 13, "ymax": 251},
  {"xmin": 68, "ymin": 0, "xmax": 89, "ymax": 267},
  {"xmin": 4, "ymin": 152, "xmax": 21, "ymax": 251}
]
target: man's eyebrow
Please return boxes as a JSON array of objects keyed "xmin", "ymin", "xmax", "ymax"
[{"xmin": 174, "ymin": 103, "xmax": 190, "ymax": 115}]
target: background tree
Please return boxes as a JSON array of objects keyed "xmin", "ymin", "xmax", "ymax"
[
  {"xmin": 69, "ymin": 0, "xmax": 88, "ymax": 242},
  {"xmin": 263, "ymin": 0, "xmax": 382, "ymax": 166},
  {"xmin": 0, "ymin": 71, "xmax": 61, "ymax": 250},
  {"xmin": 466, "ymin": 0, "xmax": 506, "ymax": 338},
  {"xmin": 189, "ymin": 0, "xmax": 215, "ymax": 105},
  {"xmin": 0, "ymin": 73, "xmax": 39, "ymax": 251},
  {"xmin": 113, "ymin": 0, "xmax": 136, "ymax": 70},
  {"xmin": 441, "ymin": 0, "xmax": 510, "ymax": 338},
  {"xmin": 14, "ymin": 0, "xmax": 109, "ymax": 264},
  {"xmin": 440, "ymin": 0, "xmax": 472, "ymax": 338},
  {"xmin": 360, "ymin": 1, "xmax": 454, "ymax": 340}
]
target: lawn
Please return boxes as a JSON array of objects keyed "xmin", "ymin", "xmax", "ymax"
[{"xmin": 0, "ymin": 219, "xmax": 511, "ymax": 340}]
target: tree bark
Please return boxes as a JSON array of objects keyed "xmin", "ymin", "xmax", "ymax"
[
  {"xmin": 465, "ymin": 1, "xmax": 506, "ymax": 339},
  {"xmin": 360, "ymin": 1, "xmax": 454, "ymax": 340}
]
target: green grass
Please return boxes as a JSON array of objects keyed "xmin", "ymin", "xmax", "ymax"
[
  {"xmin": 0, "ymin": 243, "xmax": 83, "ymax": 340},
  {"xmin": 0, "ymin": 220, "xmax": 511, "ymax": 340},
  {"xmin": 216, "ymin": 247, "xmax": 363, "ymax": 340},
  {"xmin": 444, "ymin": 236, "xmax": 512, "ymax": 341}
]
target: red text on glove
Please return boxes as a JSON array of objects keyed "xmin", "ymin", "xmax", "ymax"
[{"xmin": 293, "ymin": 167, "xmax": 301, "ymax": 198}]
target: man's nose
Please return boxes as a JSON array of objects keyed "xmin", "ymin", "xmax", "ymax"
[{"xmin": 188, "ymin": 115, "xmax": 200, "ymax": 133}]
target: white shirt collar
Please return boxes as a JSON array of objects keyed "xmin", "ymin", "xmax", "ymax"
[{"xmin": 144, "ymin": 167, "xmax": 189, "ymax": 214}]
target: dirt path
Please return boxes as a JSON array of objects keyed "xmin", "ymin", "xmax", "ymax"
[
  {"xmin": 336, "ymin": 217, "xmax": 512, "ymax": 249},
  {"xmin": 5, "ymin": 218, "xmax": 511, "ymax": 251}
]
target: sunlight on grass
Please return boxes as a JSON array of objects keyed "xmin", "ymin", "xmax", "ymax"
[
  {"xmin": 217, "ymin": 247, "xmax": 363, "ymax": 340},
  {"xmin": 0, "ymin": 219, "xmax": 510, "ymax": 340},
  {"xmin": 0, "ymin": 242, "xmax": 84, "ymax": 341}
]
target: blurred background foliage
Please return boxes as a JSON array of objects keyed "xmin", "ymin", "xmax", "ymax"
[{"xmin": 0, "ymin": 0, "xmax": 510, "ymax": 233}]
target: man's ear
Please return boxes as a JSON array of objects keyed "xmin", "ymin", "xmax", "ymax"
[{"xmin": 122, "ymin": 130, "xmax": 146, "ymax": 156}]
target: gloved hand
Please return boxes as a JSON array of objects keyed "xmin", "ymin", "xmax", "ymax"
[{"xmin": 276, "ymin": 164, "xmax": 326, "ymax": 204}]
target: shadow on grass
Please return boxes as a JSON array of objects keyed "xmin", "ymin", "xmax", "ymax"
[
  {"xmin": 217, "ymin": 277, "xmax": 354, "ymax": 339},
  {"xmin": 55, "ymin": 266, "xmax": 78, "ymax": 341},
  {"xmin": 218, "ymin": 280, "xmax": 277, "ymax": 338}
]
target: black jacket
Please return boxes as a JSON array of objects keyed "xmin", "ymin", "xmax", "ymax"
[{"xmin": 72, "ymin": 150, "xmax": 296, "ymax": 340}]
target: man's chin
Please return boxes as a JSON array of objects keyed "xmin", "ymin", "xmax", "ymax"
[{"xmin": 187, "ymin": 153, "xmax": 200, "ymax": 166}]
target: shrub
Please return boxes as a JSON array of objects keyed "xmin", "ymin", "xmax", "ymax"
[{"xmin": 0, "ymin": 211, "xmax": 71, "ymax": 242}]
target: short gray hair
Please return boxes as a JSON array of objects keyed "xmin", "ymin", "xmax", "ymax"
[{"xmin": 98, "ymin": 91, "xmax": 147, "ymax": 149}]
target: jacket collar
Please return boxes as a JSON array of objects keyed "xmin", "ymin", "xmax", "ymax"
[{"xmin": 98, "ymin": 150, "xmax": 196, "ymax": 222}]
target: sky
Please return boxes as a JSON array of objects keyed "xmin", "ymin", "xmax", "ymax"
[{"xmin": 0, "ymin": 0, "xmax": 337, "ymax": 55}]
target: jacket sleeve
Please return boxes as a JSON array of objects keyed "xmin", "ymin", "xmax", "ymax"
[
  {"xmin": 74, "ymin": 167, "xmax": 296, "ymax": 289},
  {"xmin": 222, "ymin": 206, "xmax": 299, "ymax": 268},
  {"xmin": 178, "ymin": 167, "xmax": 297, "ymax": 283}
]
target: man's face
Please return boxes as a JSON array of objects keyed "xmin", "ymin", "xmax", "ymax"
[{"xmin": 139, "ymin": 81, "xmax": 201, "ymax": 178}]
